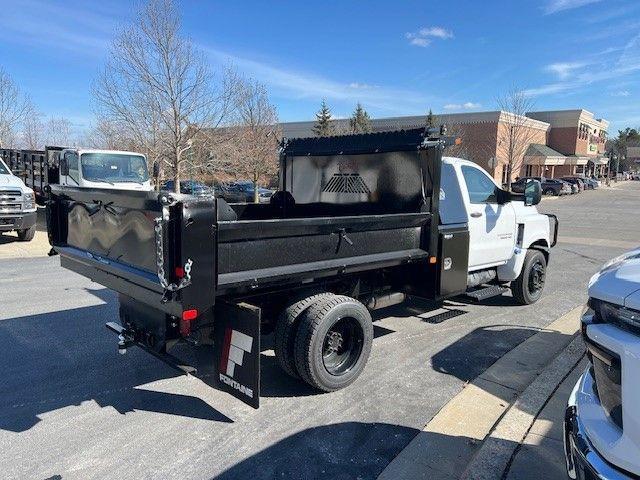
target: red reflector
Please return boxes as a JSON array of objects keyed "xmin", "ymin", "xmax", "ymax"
[
  {"xmin": 175, "ymin": 266, "xmax": 185, "ymax": 278},
  {"xmin": 182, "ymin": 309, "xmax": 198, "ymax": 321}
]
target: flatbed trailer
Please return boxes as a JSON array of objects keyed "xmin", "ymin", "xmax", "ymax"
[
  {"xmin": 0, "ymin": 146, "xmax": 64, "ymax": 204},
  {"xmin": 46, "ymin": 128, "xmax": 490, "ymax": 407}
]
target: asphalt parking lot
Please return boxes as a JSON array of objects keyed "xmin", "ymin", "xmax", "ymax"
[{"xmin": 1, "ymin": 182, "xmax": 639, "ymax": 480}]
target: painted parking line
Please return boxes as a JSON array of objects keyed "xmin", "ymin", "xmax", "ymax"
[{"xmin": 557, "ymin": 236, "xmax": 639, "ymax": 250}]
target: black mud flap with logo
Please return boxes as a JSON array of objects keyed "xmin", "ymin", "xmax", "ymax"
[{"xmin": 214, "ymin": 301, "xmax": 261, "ymax": 409}]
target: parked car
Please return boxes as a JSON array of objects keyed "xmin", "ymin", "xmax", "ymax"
[
  {"xmin": 221, "ymin": 180, "xmax": 274, "ymax": 203},
  {"xmin": 561, "ymin": 176, "xmax": 585, "ymax": 192},
  {"xmin": 213, "ymin": 183, "xmax": 247, "ymax": 203},
  {"xmin": 511, "ymin": 177, "xmax": 571, "ymax": 196},
  {"xmin": 578, "ymin": 177, "xmax": 598, "ymax": 189},
  {"xmin": 565, "ymin": 248, "xmax": 640, "ymax": 479},
  {"xmin": 162, "ymin": 180, "xmax": 213, "ymax": 196}
]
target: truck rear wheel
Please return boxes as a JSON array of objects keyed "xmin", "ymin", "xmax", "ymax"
[
  {"xmin": 511, "ymin": 249, "xmax": 546, "ymax": 305},
  {"xmin": 17, "ymin": 226, "xmax": 36, "ymax": 242},
  {"xmin": 274, "ymin": 292, "xmax": 333, "ymax": 378},
  {"xmin": 294, "ymin": 295, "xmax": 373, "ymax": 392}
]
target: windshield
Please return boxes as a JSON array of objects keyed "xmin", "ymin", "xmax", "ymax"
[
  {"xmin": 80, "ymin": 153, "xmax": 149, "ymax": 183},
  {"xmin": 0, "ymin": 159, "xmax": 9, "ymax": 175}
]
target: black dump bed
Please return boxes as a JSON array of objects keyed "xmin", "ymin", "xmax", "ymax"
[{"xmin": 47, "ymin": 128, "xmax": 447, "ymax": 316}]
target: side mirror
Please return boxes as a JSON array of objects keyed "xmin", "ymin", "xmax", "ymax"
[
  {"xmin": 59, "ymin": 157, "xmax": 69, "ymax": 176},
  {"xmin": 524, "ymin": 179, "xmax": 542, "ymax": 206},
  {"xmin": 152, "ymin": 161, "xmax": 160, "ymax": 178}
]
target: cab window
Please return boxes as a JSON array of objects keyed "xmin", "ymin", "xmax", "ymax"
[
  {"xmin": 65, "ymin": 151, "xmax": 79, "ymax": 184},
  {"xmin": 461, "ymin": 165, "xmax": 498, "ymax": 204}
]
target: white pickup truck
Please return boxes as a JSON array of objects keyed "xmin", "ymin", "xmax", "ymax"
[
  {"xmin": 565, "ymin": 248, "xmax": 640, "ymax": 479},
  {"xmin": 442, "ymin": 157, "xmax": 558, "ymax": 304},
  {"xmin": 0, "ymin": 157, "xmax": 38, "ymax": 241}
]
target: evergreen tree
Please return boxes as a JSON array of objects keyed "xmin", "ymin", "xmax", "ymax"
[
  {"xmin": 426, "ymin": 109, "xmax": 437, "ymax": 128},
  {"xmin": 349, "ymin": 102, "xmax": 372, "ymax": 134},
  {"xmin": 312, "ymin": 99, "xmax": 335, "ymax": 137}
]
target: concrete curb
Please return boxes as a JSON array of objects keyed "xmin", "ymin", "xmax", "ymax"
[
  {"xmin": 462, "ymin": 335, "xmax": 585, "ymax": 480},
  {"xmin": 377, "ymin": 305, "xmax": 585, "ymax": 480}
]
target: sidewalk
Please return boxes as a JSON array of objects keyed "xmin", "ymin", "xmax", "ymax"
[
  {"xmin": 378, "ymin": 305, "xmax": 586, "ymax": 480},
  {"xmin": 505, "ymin": 359, "xmax": 588, "ymax": 480}
]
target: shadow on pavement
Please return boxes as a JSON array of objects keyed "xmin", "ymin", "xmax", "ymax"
[
  {"xmin": 216, "ymin": 421, "xmax": 421, "ymax": 480},
  {"xmin": 216, "ymin": 422, "xmax": 522, "ymax": 480},
  {"xmin": 0, "ymin": 288, "xmax": 232, "ymax": 432},
  {"xmin": 431, "ymin": 324, "xmax": 539, "ymax": 382}
]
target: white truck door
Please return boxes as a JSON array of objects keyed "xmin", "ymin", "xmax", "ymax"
[{"xmin": 459, "ymin": 164, "xmax": 516, "ymax": 270}]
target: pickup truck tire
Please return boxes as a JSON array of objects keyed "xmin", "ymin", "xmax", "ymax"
[
  {"xmin": 543, "ymin": 188, "xmax": 556, "ymax": 196},
  {"xmin": 294, "ymin": 295, "xmax": 373, "ymax": 392},
  {"xmin": 511, "ymin": 249, "xmax": 546, "ymax": 305},
  {"xmin": 274, "ymin": 292, "xmax": 333, "ymax": 378},
  {"xmin": 17, "ymin": 226, "xmax": 36, "ymax": 242}
]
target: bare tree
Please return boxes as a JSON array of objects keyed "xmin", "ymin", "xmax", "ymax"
[
  {"xmin": 92, "ymin": 0, "xmax": 235, "ymax": 193},
  {"xmin": 84, "ymin": 117, "xmax": 137, "ymax": 150},
  {"xmin": 212, "ymin": 77, "xmax": 280, "ymax": 202},
  {"xmin": 0, "ymin": 67, "xmax": 33, "ymax": 148},
  {"xmin": 21, "ymin": 108, "xmax": 45, "ymax": 150},
  {"xmin": 45, "ymin": 116, "xmax": 75, "ymax": 147},
  {"xmin": 496, "ymin": 88, "xmax": 538, "ymax": 188}
]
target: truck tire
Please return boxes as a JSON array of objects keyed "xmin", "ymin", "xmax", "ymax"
[
  {"xmin": 274, "ymin": 292, "xmax": 333, "ymax": 378},
  {"xmin": 511, "ymin": 249, "xmax": 546, "ymax": 305},
  {"xmin": 294, "ymin": 295, "xmax": 373, "ymax": 392},
  {"xmin": 17, "ymin": 226, "xmax": 36, "ymax": 242},
  {"xmin": 543, "ymin": 188, "xmax": 555, "ymax": 196}
]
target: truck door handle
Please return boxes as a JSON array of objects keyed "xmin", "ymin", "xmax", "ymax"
[{"xmin": 470, "ymin": 212, "xmax": 483, "ymax": 218}]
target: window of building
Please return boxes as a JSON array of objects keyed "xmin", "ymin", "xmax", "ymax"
[{"xmin": 525, "ymin": 165, "xmax": 533, "ymax": 177}]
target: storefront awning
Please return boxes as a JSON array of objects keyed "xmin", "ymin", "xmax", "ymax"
[
  {"xmin": 524, "ymin": 144, "xmax": 566, "ymax": 166},
  {"xmin": 564, "ymin": 155, "xmax": 589, "ymax": 166},
  {"xmin": 589, "ymin": 156, "xmax": 609, "ymax": 165}
]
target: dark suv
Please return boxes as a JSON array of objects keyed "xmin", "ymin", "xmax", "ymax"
[{"xmin": 511, "ymin": 176, "xmax": 570, "ymax": 196}]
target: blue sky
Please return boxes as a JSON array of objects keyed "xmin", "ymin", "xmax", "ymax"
[{"xmin": 1, "ymin": 0, "xmax": 639, "ymax": 135}]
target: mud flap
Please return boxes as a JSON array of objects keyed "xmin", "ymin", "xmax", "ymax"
[{"xmin": 214, "ymin": 301, "xmax": 261, "ymax": 409}]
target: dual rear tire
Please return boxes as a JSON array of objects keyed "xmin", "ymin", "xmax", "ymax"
[{"xmin": 274, "ymin": 293, "xmax": 373, "ymax": 391}]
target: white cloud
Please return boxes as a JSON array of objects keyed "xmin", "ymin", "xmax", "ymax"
[
  {"xmin": 524, "ymin": 34, "xmax": 640, "ymax": 97},
  {"xmin": 408, "ymin": 36, "xmax": 431, "ymax": 48},
  {"xmin": 0, "ymin": 0, "xmax": 115, "ymax": 55},
  {"xmin": 202, "ymin": 45, "xmax": 433, "ymax": 114},
  {"xmin": 545, "ymin": 62, "xmax": 586, "ymax": 79},
  {"xmin": 405, "ymin": 26, "xmax": 453, "ymax": 47},
  {"xmin": 348, "ymin": 82, "xmax": 379, "ymax": 90},
  {"xmin": 443, "ymin": 102, "xmax": 482, "ymax": 110},
  {"xmin": 611, "ymin": 90, "xmax": 631, "ymax": 97},
  {"xmin": 543, "ymin": 0, "xmax": 603, "ymax": 15},
  {"xmin": 418, "ymin": 27, "xmax": 454, "ymax": 39}
]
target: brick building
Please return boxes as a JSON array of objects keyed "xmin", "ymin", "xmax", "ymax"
[
  {"xmin": 282, "ymin": 111, "xmax": 549, "ymax": 184},
  {"xmin": 526, "ymin": 109, "xmax": 609, "ymax": 177},
  {"xmin": 281, "ymin": 108, "xmax": 609, "ymax": 183}
]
